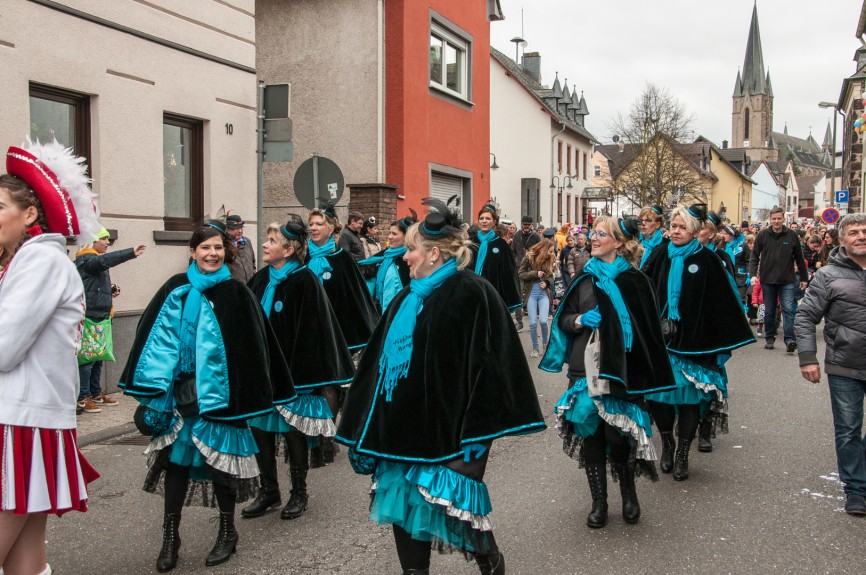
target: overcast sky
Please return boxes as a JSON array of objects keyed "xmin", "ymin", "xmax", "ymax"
[{"xmin": 491, "ymin": 0, "xmax": 862, "ymax": 148}]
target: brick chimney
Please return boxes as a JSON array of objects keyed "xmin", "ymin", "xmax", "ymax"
[
  {"xmin": 522, "ymin": 52, "xmax": 541, "ymax": 82},
  {"xmin": 723, "ymin": 140, "xmax": 729, "ymax": 149}
]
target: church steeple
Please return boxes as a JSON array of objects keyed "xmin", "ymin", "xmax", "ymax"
[{"xmin": 740, "ymin": 3, "xmax": 768, "ymax": 95}]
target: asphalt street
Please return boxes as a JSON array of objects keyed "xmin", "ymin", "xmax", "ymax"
[{"xmin": 48, "ymin": 326, "xmax": 865, "ymax": 574}]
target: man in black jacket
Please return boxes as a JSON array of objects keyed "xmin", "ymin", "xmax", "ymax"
[
  {"xmin": 749, "ymin": 207, "xmax": 808, "ymax": 352},
  {"xmin": 795, "ymin": 213, "xmax": 866, "ymax": 516},
  {"xmin": 75, "ymin": 228, "xmax": 145, "ymax": 413},
  {"xmin": 511, "ymin": 215, "xmax": 540, "ymax": 331}
]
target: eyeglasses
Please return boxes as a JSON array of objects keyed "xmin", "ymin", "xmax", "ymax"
[
  {"xmin": 639, "ymin": 218, "xmax": 654, "ymax": 224},
  {"xmin": 588, "ymin": 230, "xmax": 609, "ymax": 239}
]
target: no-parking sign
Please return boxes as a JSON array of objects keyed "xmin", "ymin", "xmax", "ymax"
[{"xmin": 822, "ymin": 208, "xmax": 840, "ymax": 224}]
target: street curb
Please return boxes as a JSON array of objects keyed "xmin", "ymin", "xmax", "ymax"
[{"xmin": 78, "ymin": 422, "xmax": 138, "ymax": 448}]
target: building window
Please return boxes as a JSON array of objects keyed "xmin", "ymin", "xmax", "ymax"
[
  {"xmin": 744, "ymin": 108, "xmax": 750, "ymax": 143},
  {"xmin": 557, "ymin": 141, "xmax": 563, "ymax": 173},
  {"xmin": 583, "ymin": 152, "xmax": 588, "ymax": 180},
  {"xmin": 566, "ymin": 193, "xmax": 572, "ymax": 222},
  {"xmin": 163, "ymin": 113, "xmax": 203, "ymax": 231},
  {"xmin": 566, "ymin": 144, "xmax": 572, "ymax": 175},
  {"xmin": 429, "ymin": 18, "xmax": 471, "ymax": 102},
  {"xmin": 29, "ymin": 83, "xmax": 91, "ymax": 168},
  {"xmin": 594, "ymin": 165, "xmax": 601, "ymax": 177},
  {"xmin": 557, "ymin": 189, "xmax": 563, "ymax": 223}
]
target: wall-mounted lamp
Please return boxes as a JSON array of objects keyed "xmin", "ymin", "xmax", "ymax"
[{"xmin": 490, "ymin": 153, "xmax": 499, "ymax": 170}]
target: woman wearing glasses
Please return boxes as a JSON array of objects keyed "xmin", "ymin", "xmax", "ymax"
[
  {"xmin": 541, "ymin": 216, "xmax": 675, "ymax": 529},
  {"xmin": 642, "ymin": 205, "xmax": 754, "ymax": 481},
  {"xmin": 638, "ymin": 205, "xmax": 668, "ymax": 270}
]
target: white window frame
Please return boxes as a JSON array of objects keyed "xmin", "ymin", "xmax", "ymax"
[{"xmin": 429, "ymin": 18, "xmax": 471, "ymax": 103}]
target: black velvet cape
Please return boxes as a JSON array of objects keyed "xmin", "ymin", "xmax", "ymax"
[
  {"xmin": 643, "ymin": 247, "xmax": 755, "ymax": 355},
  {"xmin": 542, "ymin": 269, "xmax": 676, "ymax": 395},
  {"xmin": 469, "ymin": 236, "xmax": 522, "ymax": 310},
  {"xmin": 119, "ymin": 274, "xmax": 295, "ymax": 423},
  {"xmin": 247, "ymin": 266, "xmax": 355, "ymax": 390},
  {"xmin": 306, "ymin": 248, "xmax": 381, "ymax": 350},
  {"xmin": 335, "ymin": 270, "xmax": 546, "ymax": 462}
]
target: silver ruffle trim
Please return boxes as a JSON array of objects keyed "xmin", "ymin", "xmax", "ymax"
[
  {"xmin": 143, "ymin": 415, "xmax": 184, "ymax": 468},
  {"xmin": 416, "ymin": 486, "xmax": 493, "ymax": 532},
  {"xmin": 592, "ymin": 398, "xmax": 658, "ymax": 462},
  {"xmin": 190, "ymin": 436, "xmax": 260, "ymax": 479},
  {"xmin": 276, "ymin": 405, "xmax": 336, "ymax": 437},
  {"xmin": 681, "ymin": 371, "xmax": 726, "ymax": 404}
]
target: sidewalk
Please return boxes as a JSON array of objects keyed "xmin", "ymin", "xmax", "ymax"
[{"xmin": 76, "ymin": 392, "xmax": 137, "ymax": 447}]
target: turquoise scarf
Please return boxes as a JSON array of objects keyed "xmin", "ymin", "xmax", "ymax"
[
  {"xmin": 260, "ymin": 261, "xmax": 302, "ymax": 317},
  {"xmin": 583, "ymin": 256, "xmax": 634, "ymax": 351},
  {"xmin": 724, "ymin": 234, "xmax": 745, "ymax": 264},
  {"xmin": 181, "ymin": 263, "xmax": 232, "ymax": 372},
  {"xmin": 666, "ymin": 239, "xmax": 702, "ymax": 321},
  {"xmin": 307, "ymin": 237, "xmax": 335, "ymax": 282},
  {"xmin": 639, "ymin": 229, "xmax": 664, "ymax": 268},
  {"xmin": 378, "ymin": 258, "xmax": 458, "ymax": 402},
  {"xmin": 375, "ymin": 246, "xmax": 407, "ymax": 305},
  {"xmin": 474, "ymin": 230, "xmax": 497, "ymax": 275}
]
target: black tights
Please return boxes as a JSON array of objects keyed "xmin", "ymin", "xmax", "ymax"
[
  {"xmin": 283, "ymin": 429, "xmax": 308, "ymax": 467},
  {"xmin": 163, "ymin": 463, "xmax": 236, "ymax": 515},
  {"xmin": 581, "ymin": 422, "xmax": 631, "ymax": 466},
  {"xmin": 320, "ymin": 385, "xmax": 340, "ymax": 420},
  {"xmin": 648, "ymin": 401, "xmax": 700, "ymax": 441},
  {"xmin": 392, "ymin": 526, "xmax": 500, "ymax": 571}
]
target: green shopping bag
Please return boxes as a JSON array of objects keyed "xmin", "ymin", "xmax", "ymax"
[{"xmin": 77, "ymin": 317, "xmax": 115, "ymax": 364}]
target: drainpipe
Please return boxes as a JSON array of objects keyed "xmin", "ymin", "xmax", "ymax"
[
  {"xmin": 377, "ymin": 0, "xmax": 385, "ymax": 182},
  {"xmin": 550, "ymin": 122, "xmax": 566, "ymax": 226}
]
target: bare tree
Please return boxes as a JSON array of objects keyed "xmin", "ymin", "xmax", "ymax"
[{"xmin": 608, "ymin": 84, "xmax": 707, "ymax": 209}]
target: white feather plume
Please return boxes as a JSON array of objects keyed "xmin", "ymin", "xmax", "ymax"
[{"xmin": 21, "ymin": 137, "xmax": 101, "ymax": 247}]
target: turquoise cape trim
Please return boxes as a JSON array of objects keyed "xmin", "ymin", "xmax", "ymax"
[
  {"xmin": 473, "ymin": 230, "xmax": 496, "ymax": 275},
  {"xmin": 539, "ymin": 273, "xmax": 588, "ymax": 373},
  {"xmin": 639, "ymin": 229, "xmax": 664, "ymax": 268},
  {"xmin": 248, "ymin": 409, "xmax": 292, "ymax": 433}
]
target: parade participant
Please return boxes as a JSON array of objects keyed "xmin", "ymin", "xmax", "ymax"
[
  {"xmin": 360, "ymin": 217, "xmax": 381, "ymax": 260},
  {"xmin": 748, "ymin": 207, "xmax": 808, "ymax": 352},
  {"xmin": 720, "ymin": 224, "xmax": 751, "ymax": 305},
  {"xmin": 541, "ymin": 216, "xmax": 675, "ymax": 529},
  {"xmin": 244, "ymin": 218, "xmax": 355, "ymax": 521},
  {"xmin": 307, "ymin": 202, "xmax": 379, "ymax": 351},
  {"xmin": 224, "ymin": 214, "xmax": 255, "ymax": 283},
  {"xmin": 120, "ymin": 220, "xmax": 296, "ymax": 572},
  {"xmin": 643, "ymin": 205, "xmax": 755, "ymax": 481},
  {"xmin": 336, "ymin": 197, "xmax": 545, "ymax": 575},
  {"xmin": 75, "ymin": 226, "xmax": 145, "ymax": 413},
  {"xmin": 519, "ymin": 239, "xmax": 556, "ymax": 358},
  {"xmin": 0, "ymin": 140, "xmax": 101, "ymax": 575},
  {"xmin": 358, "ymin": 211, "xmax": 416, "ymax": 312},
  {"xmin": 559, "ymin": 233, "xmax": 575, "ymax": 282},
  {"xmin": 470, "ymin": 203, "xmax": 522, "ymax": 311},
  {"xmin": 796, "ymin": 213, "xmax": 866, "ymax": 517},
  {"xmin": 638, "ymin": 205, "xmax": 667, "ymax": 270}
]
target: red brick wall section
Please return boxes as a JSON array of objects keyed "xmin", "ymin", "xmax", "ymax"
[{"xmin": 348, "ymin": 184, "xmax": 400, "ymax": 245}]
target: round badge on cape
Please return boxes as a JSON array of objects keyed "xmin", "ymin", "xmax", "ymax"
[
  {"xmin": 274, "ymin": 301, "xmax": 284, "ymax": 312},
  {"xmin": 492, "ymin": 247, "xmax": 500, "ymax": 254},
  {"xmin": 688, "ymin": 264, "xmax": 699, "ymax": 273},
  {"xmin": 323, "ymin": 271, "xmax": 332, "ymax": 280}
]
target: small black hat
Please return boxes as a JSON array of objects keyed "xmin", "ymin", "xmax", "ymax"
[
  {"xmin": 618, "ymin": 217, "xmax": 640, "ymax": 239},
  {"xmin": 521, "ymin": 215, "xmax": 533, "ymax": 224},
  {"xmin": 225, "ymin": 214, "xmax": 244, "ymax": 229},
  {"xmin": 650, "ymin": 205, "xmax": 664, "ymax": 216},
  {"xmin": 686, "ymin": 203, "xmax": 708, "ymax": 222},
  {"xmin": 204, "ymin": 219, "xmax": 228, "ymax": 235},
  {"xmin": 280, "ymin": 215, "xmax": 309, "ymax": 243},
  {"xmin": 706, "ymin": 210, "xmax": 722, "ymax": 227},
  {"xmin": 723, "ymin": 225, "xmax": 740, "ymax": 237},
  {"xmin": 318, "ymin": 200, "xmax": 338, "ymax": 219},
  {"xmin": 542, "ymin": 227, "xmax": 556, "ymax": 238},
  {"xmin": 419, "ymin": 195, "xmax": 463, "ymax": 239}
]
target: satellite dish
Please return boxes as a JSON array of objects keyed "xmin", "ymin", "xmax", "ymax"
[{"xmin": 612, "ymin": 135, "xmax": 620, "ymax": 143}]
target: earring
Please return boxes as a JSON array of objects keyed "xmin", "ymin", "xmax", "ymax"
[{"xmin": 429, "ymin": 259, "xmax": 437, "ymax": 266}]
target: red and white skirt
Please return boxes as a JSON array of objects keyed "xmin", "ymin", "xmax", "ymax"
[{"xmin": 0, "ymin": 425, "xmax": 100, "ymax": 516}]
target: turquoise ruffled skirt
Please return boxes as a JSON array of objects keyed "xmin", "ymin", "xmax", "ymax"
[
  {"xmin": 370, "ymin": 460, "xmax": 495, "ymax": 554},
  {"xmin": 554, "ymin": 378, "xmax": 656, "ymax": 462},
  {"xmin": 248, "ymin": 392, "xmax": 336, "ymax": 437},
  {"xmin": 645, "ymin": 353, "xmax": 728, "ymax": 406}
]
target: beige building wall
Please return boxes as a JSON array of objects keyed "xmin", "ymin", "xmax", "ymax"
[
  {"xmin": 709, "ymin": 149, "xmax": 752, "ymax": 224},
  {"xmin": 256, "ymin": 0, "xmax": 381, "ymax": 225},
  {"xmin": 0, "ymin": 0, "xmax": 257, "ymax": 388}
]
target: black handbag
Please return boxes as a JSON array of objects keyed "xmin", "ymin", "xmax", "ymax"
[
  {"xmin": 660, "ymin": 318, "xmax": 678, "ymax": 344},
  {"xmin": 173, "ymin": 373, "xmax": 199, "ymax": 417}
]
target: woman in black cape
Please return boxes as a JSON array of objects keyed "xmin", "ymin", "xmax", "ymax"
[
  {"xmin": 358, "ymin": 211, "xmax": 416, "ymax": 312},
  {"xmin": 244, "ymin": 219, "xmax": 355, "ymax": 521},
  {"xmin": 336, "ymin": 199, "xmax": 545, "ymax": 575},
  {"xmin": 541, "ymin": 216, "xmax": 676, "ymax": 529},
  {"xmin": 469, "ymin": 203, "xmax": 522, "ymax": 311}
]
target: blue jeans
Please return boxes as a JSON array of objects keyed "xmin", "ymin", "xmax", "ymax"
[
  {"xmin": 527, "ymin": 282, "xmax": 550, "ymax": 351},
  {"xmin": 78, "ymin": 361, "xmax": 103, "ymax": 400},
  {"xmin": 760, "ymin": 282, "xmax": 796, "ymax": 343},
  {"xmin": 827, "ymin": 375, "xmax": 866, "ymax": 496}
]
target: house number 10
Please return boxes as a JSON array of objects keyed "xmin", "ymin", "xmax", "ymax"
[{"xmin": 225, "ymin": 123, "xmax": 234, "ymax": 135}]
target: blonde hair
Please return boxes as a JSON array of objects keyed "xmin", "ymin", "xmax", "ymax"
[
  {"xmin": 404, "ymin": 223, "xmax": 471, "ymax": 270},
  {"xmin": 266, "ymin": 223, "xmax": 306, "ymax": 261},
  {"xmin": 639, "ymin": 206, "xmax": 665, "ymax": 227},
  {"xmin": 670, "ymin": 205, "xmax": 702, "ymax": 234},
  {"xmin": 593, "ymin": 215, "xmax": 643, "ymax": 268},
  {"xmin": 308, "ymin": 208, "xmax": 342, "ymax": 239}
]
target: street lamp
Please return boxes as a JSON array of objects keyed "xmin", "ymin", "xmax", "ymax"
[{"xmin": 489, "ymin": 153, "xmax": 499, "ymax": 170}]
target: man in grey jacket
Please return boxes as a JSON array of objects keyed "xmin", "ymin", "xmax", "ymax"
[{"xmin": 795, "ymin": 213, "xmax": 866, "ymax": 517}]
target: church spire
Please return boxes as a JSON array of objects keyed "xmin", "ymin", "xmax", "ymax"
[{"xmin": 741, "ymin": 2, "xmax": 768, "ymax": 95}]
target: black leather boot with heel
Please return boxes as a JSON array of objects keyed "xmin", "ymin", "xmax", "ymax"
[
  {"xmin": 584, "ymin": 463, "xmax": 608, "ymax": 528},
  {"xmin": 281, "ymin": 463, "xmax": 309, "ymax": 520},
  {"xmin": 156, "ymin": 512, "xmax": 181, "ymax": 573},
  {"xmin": 659, "ymin": 432, "xmax": 675, "ymax": 474},
  {"xmin": 205, "ymin": 511, "xmax": 239, "ymax": 567},
  {"xmin": 613, "ymin": 463, "xmax": 641, "ymax": 524}
]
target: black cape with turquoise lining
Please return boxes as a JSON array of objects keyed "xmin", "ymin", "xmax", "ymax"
[
  {"xmin": 335, "ymin": 270, "xmax": 546, "ymax": 462},
  {"xmin": 247, "ymin": 266, "xmax": 355, "ymax": 390},
  {"xmin": 540, "ymin": 268, "xmax": 677, "ymax": 395},
  {"xmin": 306, "ymin": 248, "xmax": 380, "ymax": 350},
  {"xmin": 119, "ymin": 274, "xmax": 295, "ymax": 424},
  {"xmin": 468, "ymin": 236, "xmax": 522, "ymax": 310},
  {"xmin": 642, "ymin": 246, "xmax": 755, "ymax": 355}
]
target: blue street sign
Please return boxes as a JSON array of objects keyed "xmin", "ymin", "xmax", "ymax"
[{"xmin": 835, "ymin": 189, "xmax": 849, "ymax": 204}]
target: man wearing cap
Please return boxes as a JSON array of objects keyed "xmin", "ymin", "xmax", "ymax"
[
  {"xmin": 340, "ymin": 211, "xmax": 366, "ymax": 262},
  {"xmin": 511, "ymin": 216, "xmax": 541, "ymax": 331},
  {"xmin": 226, "ymin": 214, "xmax": 256, "ymax": 283},
  {"xmin": 75, "ymin": 227, "xmax": 145, "ymax": 413}
]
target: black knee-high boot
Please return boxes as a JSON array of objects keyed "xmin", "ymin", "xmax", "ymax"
[
  {"xmin": 206, "ymin": 483, "xmax": 239, "ymax": 566},
  {"xmin": 674, "ymin": 405, "xmax": 699, "ymax": 481},
  {"xmin": 698, "ymin": 414, "xmax": 714, "ymax": 453},
  {"xmin": 282, "ymin": 431, "xmax": 310, "ymax": 519},
  {"xmin": 613, "ymin": 462, "xmax": 641, "ymax": 524},
  {"xmin": 157, "ymin": 464, "xmax": 189, "ymax": 572},
  {"xmin": 241, "ymin": 429, "xmax": 281, "ymax": 518},
  {"xmin": 584, "ymin": 464, "xmax": 608, "ymax": 528},
  {"xmin": 659, "ymin": 432, "xmax": 676, "ymax": 473}
]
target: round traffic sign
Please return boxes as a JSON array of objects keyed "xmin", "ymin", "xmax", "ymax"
[
  {"xmin": 293, "ymin": 155, "xmax": 344, "ymax": 210},
  {"xmin": 822, "ymin": 208, "xmax": 840, "ymax": 224}
]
